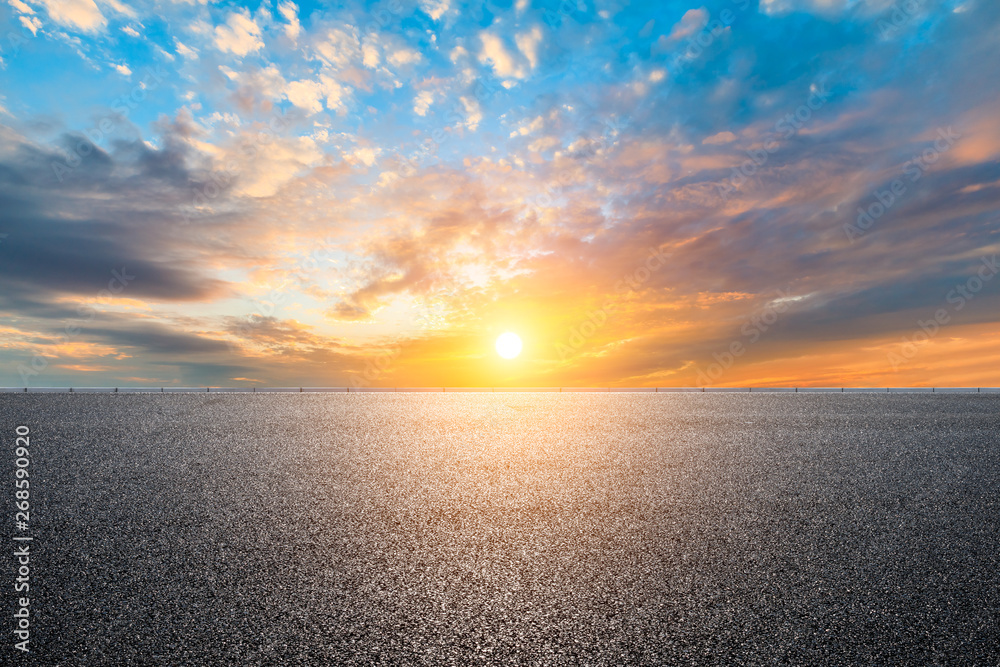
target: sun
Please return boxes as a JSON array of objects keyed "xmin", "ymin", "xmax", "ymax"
[{"xmin": 495, "ymin": 332, "xmax": 522, "ymax": 359}]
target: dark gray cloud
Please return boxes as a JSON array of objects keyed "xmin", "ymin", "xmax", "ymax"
[{"xmin": 0, "ymin": 132, "xmax": 231, "ymax": 307}]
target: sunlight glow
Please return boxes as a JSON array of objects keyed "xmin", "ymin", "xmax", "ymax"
[{"xmin": 495, "ymin": 332, "xmax": 522, "ymax": 359}]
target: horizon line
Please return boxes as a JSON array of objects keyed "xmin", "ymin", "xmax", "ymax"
[{"xmin": 3, "ymin": 387, "xmax": 1000, "ymax": 394}]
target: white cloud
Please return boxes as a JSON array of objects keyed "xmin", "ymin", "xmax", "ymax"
[
  {"xmin": 277, "ymin": 1, "xmax": 301, "ymax": 41},
  {"xmin": 667, "ymin": 8, "xmax": 707, "ymax": 41},
  {"xmin": 509, "ymin": 115, "xmax": 544, "ymax": 138},
  {"xmin": 352, "ymin": 146, "xmax": 378, "ymax": 167},
  {"xmin": 320, "ymin": 76, "xmax": 350, "ymax": 114},
  {"xmin": 759, "ymin": 0, "xmax": 853, "ymax": 15},
  {"xmin": 479, "ymin": 31, "xmax": 523, "ymax": 79},
  {"xmin": 121, "ymin": 24, "xmax": 139, "ymax": 37},
  {"xmin": 213, "ymin": 10, "xmax": 264, "ymax": 57},
  {"xmin": 113, "ymin": 63, "xmax": 131, "ymax": 76},
  {"xmin": 528, "ymin": 135, "xmax": 560, "ymax": 153},
  {"xmin": 9, "ymin": 0, "xmax": 34, "ymax": 14},
  {"xmin": 175, "ymin": 40, "xmax": 198, "ymax": 60},
  {"xmin": 99, "ymin": 0, "xmax": 136, "ymax": 19},
  {"xmin": 388, "ymin": 47, "xmax": 421, "ymax": 67},
  {"xmin": 362, "ymin": 38, "xmax": 380, "ymax": 68},
  {"xmin": 459, "ymin": 96, "xmax": 482, "ymax": 131},
  {"xmin": 205, "ymin": 111, "xmax": 241, "ymax": 127},
  {"xmin": 413, "ymin": 90, "xmax": 433, "ymax": 116},
  {"xmin": 19, "ymin": 15, "xmax": 42, "ymax": 35},
  {"xmin": 283, "ymin": 75, "xmax": 351, "ymax": 115},
  {"xmin": 702, "ymin": 131, "xmax": 736, "ymax": 145},
  {"xmin": 377, "ymin": 170, "xmax": 399, "ymax": 187},
  {"xmin": 515, "ymin": 26, "xmax": 543, "ymax": 71},
  {"xmin": 34, "ymin": 0, "xmax": 105, "ymax": 32},
  {"xmin": 419, "ymin": 0, "xmax": 449, "ymax": 20},
  {"xmin": 285, "ymin": 79, "xmax": 326, "ymax": 114},
  {"xmin": 220, "ymin": 64, "xmax": 287, "ymax": 105},
  {"xmin": 316, "ymin": 27, "xmax": 361, "ymax": 70},
  {"xmin": 155, "ymin": 45, "xmax": 176, "ymax": 61},
  {"xmin": 649, "ymin": 69, "xmax": 666, "ymax": 83},
  {"xmin": 236, "ymin": 135, "xmax": 323, "ymax": 197}
]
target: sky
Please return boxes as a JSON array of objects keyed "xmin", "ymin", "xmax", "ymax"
[{"xmin": 0, "ymin": 0, "xmax": 998, "ymax": 388}]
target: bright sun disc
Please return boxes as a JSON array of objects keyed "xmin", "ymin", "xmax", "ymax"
[{"xmin": 495, "ymin": 332, "xmax": 522, "ymax": 359}]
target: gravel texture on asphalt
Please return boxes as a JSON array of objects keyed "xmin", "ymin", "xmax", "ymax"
[{"xmin": 1, "ymin": 393, "xmax": 999, "ymax": 665}]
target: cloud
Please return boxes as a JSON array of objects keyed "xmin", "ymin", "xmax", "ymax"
[
  {"xmin": 113, "ymin": 63, "xmax": 131, "ymax": 76},
  {"xmin": 419, "ymin": 0, "xmax": 450, "ymax": 21},
  {"xmin": 220, "ymin": 64, "xmax": 287, "ymax": 112},
  {"xmin": 277, "ymin": 1, "xmax": 301, "ymax": 41},
  {"xmin": 351, "ymin": 146, "xmax": 378, "ymax": 167},
  {"xmin": 99, "ymin": 0, "xmax": 136, "ymax": 19},
  {"xmin": 759, "ymin": 0, "xmax": 854, "ymax": 16},
  {"xmin": 703, "ymin": 131, "xmax": 736, "ymax": 145},
  {"xmin": 414, "ymin": 90, "xmax": 434, "ymax": 116},
  {"xmin": 362, "ymin": 38, "xmax": 380, "ymax": 68},
  {"xmin": 0, "ymin": 130, "xmax": 232, "ymax": 309},
  {"xmin": 459, "ymin": 96, "xmax": 482, "ymax": 131},
  {"xmin": 19, "ymin": 15, "xmax": 42, "ymax": 35},
  {"xmin": 479, "ymin": 31, "xmax": 524, "ymax": 80},
  {"xmin": 213, "ymin": 10, "xmax": 264, "ymax": 57},
  {"xmin": 226, "ymin": 131, "xmax": 324, "ymax": 197},
  {"xmin": 281, "ymin": 74, "xmax": 351, "ymax": 116},
  {"xmin": 315, "ymin": 27, "xmax": 361, "ymax": 70},
  {"xmin": 527, "ymin": 135, "xmax": 560, "ymax": 153},
  {"xmin": 175, "ymin": 40, "xmax": 198, "ymax": 60},
  {"xmin": 34, "ymin": 0, "xmax": 105, "ymax": 32},
  {"xmin": 449, "ymin": 45, "xmax": 468, "ymax": 64},
  {"xmin": 284, "ymin": 79, "xmax": 326, "ymax": 114},
  {"xmin": 510, "ymin": 115, "xmax": 544, "ymax": 138},
  {"xmin": 9, "ymin": 0, "xmax": 34, "ymax": 14},
  {"xmin": 667, "ymin": 8, "xmax": 708, "ymax": 41},
  {"xmin": 388, "ymin": 47, "xmax": 422, "ymax": 68},
  {"xmin": 478, "ymin": 28, "xmax": 541, "ymax": 81},
  {"xmin": 85, "ymin": 321, "xmax": 232, "ymax": 355},
  {"xmin": 515, "ymin": 26, "xmax": 543, "ymax": 72}
]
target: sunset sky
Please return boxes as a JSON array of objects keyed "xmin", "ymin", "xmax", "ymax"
[{"xmin": 1, "ymin": 0, "xmax": 999, "ymax": 387}]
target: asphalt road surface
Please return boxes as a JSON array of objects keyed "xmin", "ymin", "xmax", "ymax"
[{"xmin": 2, "ymin": 393, "xmax": 999, "ymax": 665}]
